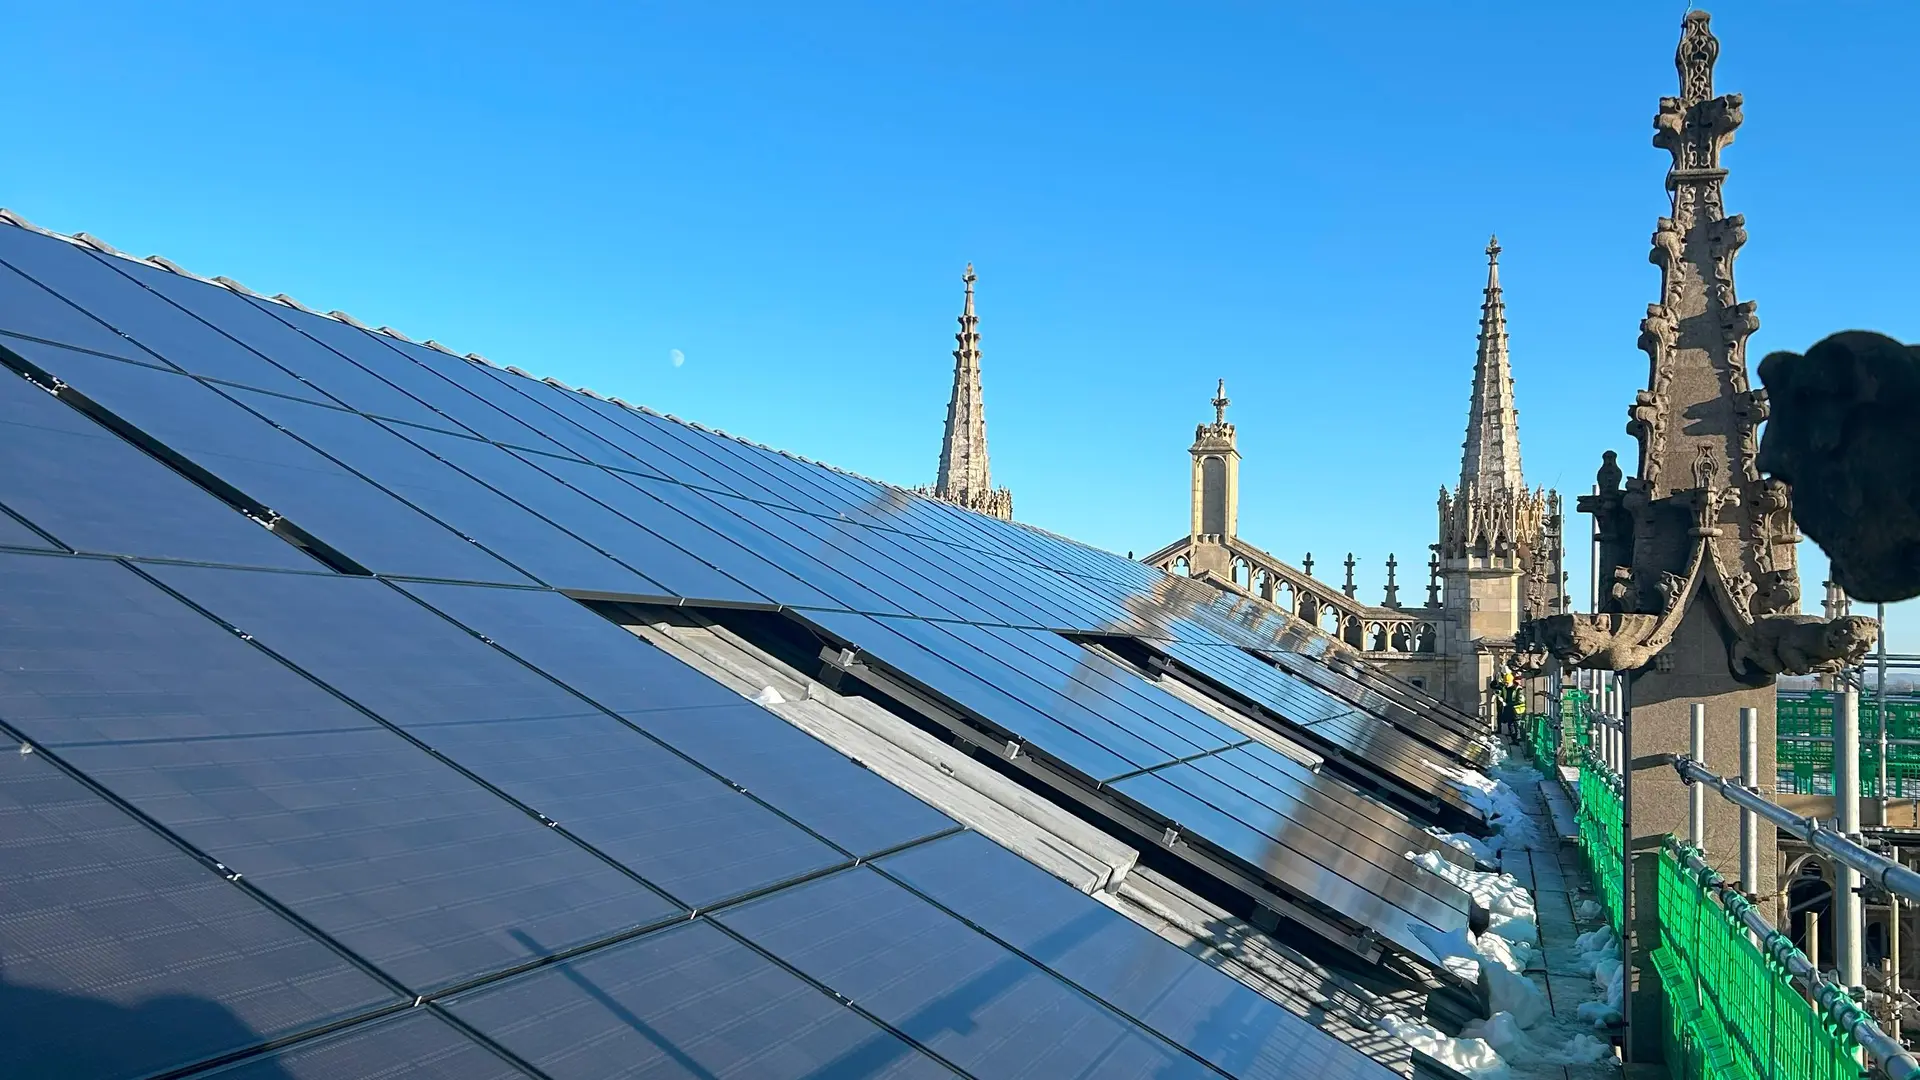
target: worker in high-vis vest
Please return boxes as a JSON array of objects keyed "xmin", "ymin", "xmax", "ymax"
[{"xmin": 1494, "ymin": 670, "xmax": 1526, "ymax": 744}]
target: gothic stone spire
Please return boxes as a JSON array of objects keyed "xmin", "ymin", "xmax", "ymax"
[
  {"xmin": 927, "ymin": 264, "xmax": 1013, "ymax": 520},
  {"xmin": 1606, "ymin": 8, "xmax": 1796, "ymax": 621},
  {"xmin": 1460, "ymin": 235, "xmax": 1523, "ymax": 495}
]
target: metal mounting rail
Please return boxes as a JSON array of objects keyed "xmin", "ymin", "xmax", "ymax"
[
  {"xmin": 1671, "ymin": 754, "xmax": 1920, "ymax": 904},
  {"xmin": 1674, "ymin": 843, "xmax": 1920, "ymax": 1080}
]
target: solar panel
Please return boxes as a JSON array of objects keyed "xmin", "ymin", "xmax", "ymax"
[
  {"xmin": 224, "ymin": 388, "xmax": 665, "ymax": 595},
  {"xmin": 140, "ymin": 563, "xmax": 854, "ymax": 909},
  {"xmin": 246, "ymin": 297, "xmax": 583, "ymax": 460},
  {"xmin": 876, "ymin": 832, "xmax": 1395, "ymax": 1080},
  {"xmin": 443, "ymin": 921, "xmax": 958, "ymax": 1079},
  {"xmin": 0, "ymin": 363, "xmax": 317, "ymax": 570},
  {"xmin": 0, "ymin": 506, "xmax": 54, "ymax": 550},
  {"xmin": 0, "ymin": 338, "xmax": 532, "ymax": 583},
  {"xmin": 791, "ymin": 609, "xmax": 1473, "ymax": 962},
  {"xmin": 1150, "ymin": 638, "xmax": 1485, "ymax": 823},
  {"xmin": 391, "ymin": 581, "xmax": 961, "ymax": 859},
  {"xmin": 0, "ymin": 553, "xmax": 684, "ymax": 993},
  {"xmin": 0, "ymin": 745, "xmax": 399, "ymax": 1080},
  {"xmin": 184, "ymin": 1010, "xmax": 535, "ymax": 1080},
  {"xmin": 713, "ymin": 867, "xmax": 1223, "ymax": 1080},
  {"xmin": 0, "ymin": 216, "xmax": 1478, "ymax": 1074},
  {"xmin": 0, "ymin": 222, "xmax": 321, "ymax": 401}
]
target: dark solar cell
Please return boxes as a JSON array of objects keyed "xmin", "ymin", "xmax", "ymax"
[
  {"xmin": 877, "ymin": 833, "xmax": 1397, "ymax": 1080},
  {"xmin": 469, "ymin": 375, "xmax": 673, "ymax": 478},
  {"xmin": 510, "ymin": 453, "xmax": 771, "ymax": 604},
  {"xmin": 379, "ymin": 423, "xmax": 706, "ymax": 596},
  {"xmin": 105, "ymin": 259, "xmax": 465, "ymax": 432},
  {"xmin": 0, "ymin": 506, "xmax": 56, "ymax": 550},
  {"xmin": 246, "ymin": 299, "xmax": 582, "ymax": 459},
  {"xmin": 445, "ymin": 921, "xmax": 958, "ymax": 1080},
  {"xmin": 225, "ymin": 389, "xmax": 661, "ymax": 595},
  {"xmin": 0, "ymin": 747, "xmax": 398, "ymax": 1080},
  {"xmin": 0, "ymin": 227, "xmax": 319, "ymax": 400},
  {"xmin": 716, "ymin": 868, "xmax": 1219, "ymax": 1080},
  {"xmin": 794, "ymin": 608, "xmax": 1137, "ymax": 783},
  {"xmin": 633, "ymin": 477, "xmax": 889, "ymax": 611},
  {"xmin": 0, "ymin": 263, "xmax": 152, "ymax": 360},
  {"xmin": 0, "ymin": 365, "xmax": 317, "ymax": 570},
  {"xmin": 186, "ymin": 1010, "xmax": 535, "ymax": 1080},
  {"xmin": 394, "ymin": 581, "xmax": 745, "ymax": 715},
  {"xmin": 1108, "ymin": 770, "xmax": 1460, "ymax": 962},
  {"xmin": 392, "ymin": 583, "xmax": 957, "ymax": 857},
  {"xmin": 145, "ymin": 566, "xmax": 848, "ymax": 907},
  {"xmin": 0, "ymin": 339, "xmax": 530, "ymax": 583},
  {"xmin": 627, "ymin": 704, "xmax": 957, "ymax": 858},
  {"xmin": 62, "ymin": 725, "xmax": 683, "ymax": 993},
  {"xmin": 0, "ymin": 553, "xmax": 374, "ymax": 745}
]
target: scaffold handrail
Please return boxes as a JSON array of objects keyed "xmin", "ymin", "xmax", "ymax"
[{"xmin": 1672, "ymin": 754, "xmax": 1920, "ymax": 904}]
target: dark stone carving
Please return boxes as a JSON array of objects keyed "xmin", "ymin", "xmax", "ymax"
[
  {"xmin": 1757, "ymin": 331, "xmax": 1920, "ymax": 602},
  {"xmin": 1730, "ymin": 614, "xmax": 1879, "ymax": 679}
]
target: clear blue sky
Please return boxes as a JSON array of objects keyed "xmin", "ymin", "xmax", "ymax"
[{"xmin": 8, "ymin": 2, "xmax": 1919, "ymax": 650}]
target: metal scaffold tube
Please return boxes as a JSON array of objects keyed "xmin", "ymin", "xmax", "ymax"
[
  {"xmin": 1672, "ymin": 754, "xmax": 1920, "ymax": 906},
  {"xmin": 1741, "ymin": 706, "xmax": 1760, "ymax": 893},
  {"xmin": 1677, "ymin": 845, "xmax": 1920, "ymax": 1080},
  {"xmin": 1839, "ymin": 689, "xmax": 1865, "ymax": 990}
]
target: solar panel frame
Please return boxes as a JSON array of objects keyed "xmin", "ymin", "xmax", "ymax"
[
  {"xmin": 140, "ymin": 563, "xmax": 856, "ymax": 909},
  {"xmin": 181, "ymin": 1009, "xmax": 537, "ymax": 1080},
  {"xmin": 226, "ymin": 388, "xmax": 666, "ymax": 596},
  {"xmin": 0, "ymin": 361, "xmax": 322, "ymax": 571},
  {"xmin": 0, "ymin": 227, "xmax": 344, "ymax": 406},
  {"xmin": 0, "ymin": 339, "xmax": 535, "ymax": 584},
  {"xmin": 713, "ymin": 866, "xmax": 1224, "ymax": 1080},
  {"xmin": 245, "ymin": 297, "xmax": 585, "ymax": 460},
  {"xmin": 875, "ymin": 832, "xmax": 1401, "ymax": 1080},
  {"xmin": 442, "ymin": 920, "xmax": 962, "ymax": 1080}
]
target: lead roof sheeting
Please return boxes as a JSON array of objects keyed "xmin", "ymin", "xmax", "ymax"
[{"xmin": 877, "ymin": 832, "xmax": 1399, "ymax": 1080}]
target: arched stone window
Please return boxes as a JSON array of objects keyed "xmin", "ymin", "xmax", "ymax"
[{"xmin": 1200, "ymin": 456, "xmax": 1227, "ymax": 535}]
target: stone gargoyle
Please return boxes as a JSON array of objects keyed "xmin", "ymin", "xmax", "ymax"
[
  {"xmin": 1730, "ymin": 614, "xmax": 1878, "ymax": 679},
  {"xmin": 1516, "ymin": 612, "xmax": 1666, "ymax": 673},
  {"xmin": 1757, "ymin": 330, "xmax": 1920, "ymax": 602}
]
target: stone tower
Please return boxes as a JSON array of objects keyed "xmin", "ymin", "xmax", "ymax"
[
  {"xmin": 1185, "ymin": 380, "xmax": 1240, "ymax": 578},
  {"xmin": 923, "ymin": 264, "xmax": 1013, "ymax": 520},
  {"xmin": 1436, "ymin": 238, "xmax": 1561, "ymax": 711},
  {"xmin": 1515, "ymin": 13, "xmax": 1874, "ymax": 1063}
]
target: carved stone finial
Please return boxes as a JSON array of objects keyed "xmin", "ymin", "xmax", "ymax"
[
  {"xmin": 1597, "ymin": 449, "xmax": 1624, "ymax": 494},
  {"xmin": 1212, "ymin": 378, "xmax": 1229, "ymax": 427},
  {"xmin": 1303, "ymin": 552, "xmax": 1314, "ymax": 578},
  {"xmin": 1342, "ymin": 553, "xmax": 1357, "ymax": 598},
  {"xmin": 1384, "ymin": 553, "xmax": 1400, "ymax": 608},
  {"xmin": 1427, "ymin": 548, "xmax": 1442, "ymax": 607}
]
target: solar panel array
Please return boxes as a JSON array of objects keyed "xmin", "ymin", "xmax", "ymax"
[{"xmin": 0, "ymin": 216, "xmax": 1492, "ymax": 1079}]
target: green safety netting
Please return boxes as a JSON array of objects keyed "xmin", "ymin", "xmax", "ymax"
[
  {"xmin": 1657, "ymin": 841, "xmax": 1865, "ymax": 1080},
  {"xmin": 1778, "ymin": 691, "xmax": 1920, "ymax": 798}
]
